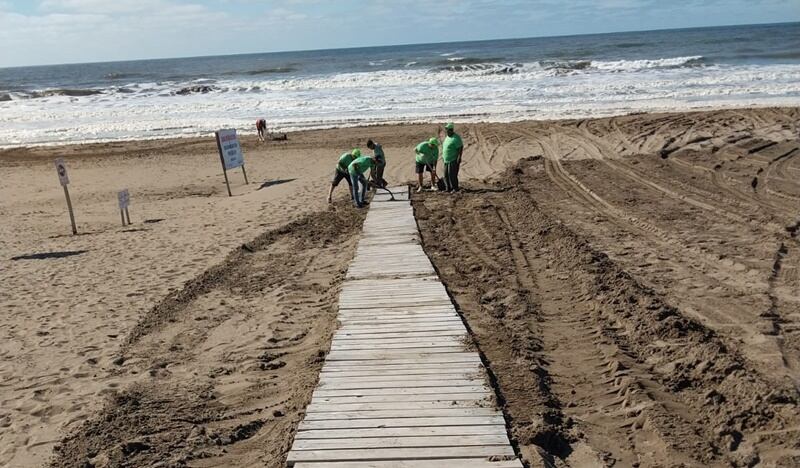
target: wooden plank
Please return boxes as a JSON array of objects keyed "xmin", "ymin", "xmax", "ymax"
[
  {"xmin": 298, "ymin": 416, "xmax": 506, "ymax": 431},
  {"xmin": 338, "ymin": 308, "xmax": 456, "ymax": 315},
  {"xmin": 319, "ymin": 375, "xmax": 479, "ymax": 384},
  {"xmin": 329, "ymin": 347, "xmax": 468, "ymax": 354},
  {"xmin": 338, "ymin": 318, "xmax": 457, "ymax": 324},
  {"xmin": 334, "ymin": 331, "xmax": 466, "ymax": 341},
  {"xmin": 339, "ymin": 319, "xmax": 462, "ymax": 326},
  {"xmin": 335, "ymin": 326, "xmax": 465, "ymax": 335},
  {"xmin": 307, "ymin": 400, "xmax": 490, "ymax": 412},
  {"xmin": 340, "ymin": 291, "xmax": 447, "ymax": 298},
  {"xmin": 337, "ymin": 309, "xmax": 456, "ymax": 316},
  {"xmin": 318, "ymin": 374, "xmax": 481, "ymax": 385},
  {"xmin": 321, "ymin": 368, "xmax": 480, "ymax": 378},
  {"xmin": 321, "ymin": 368, "xmax": 480, "ymax": 375},
  {"xmin": 323, "ymin": 353, "xmax": 480, "ymax": 365},
  {"xmin": 339, "ymin": 312, "xmax": 458, "ymax": 319},
  {"xmin": 318, "ymin": 379, "xmax": 482, "ymax": 390},
  {"xmin": 313, "ymin": 386, "xmax": 489, "ymax": 398},
  {"xmin": 339, "ymin": 301, "xmax": 453, "ymax": 310},
  {"xmin": 294, "ymin": 425, "xmax": 506, "ymax": 440},
  {"xmin": 341, "ymin": 280, "xmax": 445, "ymax": 290},
  {"xmin": 310, "ymin": 393, "xmax": 491, "ymax": 405},
  {"xmin": 337, "ymin": 305, "xmax": 456, "ymax": 313},
  {"xmin": 331, "ymin": 335, "xmax": 464, "ymax": 343},
  {"xmin": 339, "ymin": 318, "xmax": 462, "ymax": 326},
  {"xmin": 293, "ymin": 460, "xmax": 523, "ymax": 468},
  {"xmin": 286, "ymin": 445, "xmax": 515, "ymax": 463},
  {"xmin": 325, "ymin": 350, "xmax": 474, "ymax": 361},
  {"xmin": 322, "ymin": 360, "xmax": 480, "ymax": 368},
  {"xmin": 341, "ymin": 285, "xmax": 445, "ymax": 293},
  {"xmin": 304, "ymin": 408, "xmax": 499, "ymax": 421},
  {"xmin": 339, "ymin": 302, "xmax": 453, "ymax": 310},
  {"xmin": 338, "ymin": 316, "xmax": 461, "ymax": 324},
  {"xmin": 339, "ymin": 302, "xmax": 450, "ymax": 310},
  {"xmin": 292, "ymin": 435, "xmax": 510, "ymax": 450},
  {"xmin": 330, "ymin": 342, "xmax": 465, "ymax": 351},
  {"xmin": 337, "ymin": 321, "xmax": 461, "ymax": 328},
  {"xmin": 339, "ymin": 305, "xmax": 455, "ymax": 311},
  {"xmin": 331, "ymin": 336, "xmax": 463, "ymax": 345}
]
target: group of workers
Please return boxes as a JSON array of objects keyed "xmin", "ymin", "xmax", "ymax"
[{"xmin": 327, "ymin": 122, "xmax": 464, "ymax": 208}]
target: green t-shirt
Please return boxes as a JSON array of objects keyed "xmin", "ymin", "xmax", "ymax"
[
  {"xmin": 372, "ymin": 144, "xmax": 385, "ymax": 164},
  {"xmin": 415, "ymin": 142, "xmax": 438, "ymax": 165},
  {"xmin": 348, "ymin": 156, "xmax": 376, "ymax": 175},
  {"xmin": 337, "ymin": 152, "xmax": 356, "ymax": 173},
  {"xmin": 442, "ymin": 133, "xmax": 463, "ymax": 163}
]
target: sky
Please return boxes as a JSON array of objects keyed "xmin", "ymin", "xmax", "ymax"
[{"xmin": 0, "ymin": 0, "xmax": 799, "ymax": 67}]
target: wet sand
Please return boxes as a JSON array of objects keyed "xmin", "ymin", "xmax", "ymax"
[{"xmin": 1, "ymin": 107, "xmax": 799, "ymax": 467}]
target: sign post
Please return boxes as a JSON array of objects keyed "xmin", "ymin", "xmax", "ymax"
[
  {"xmin": 118, "ymin": 189, "xmax": 130, "ymax": 226},
  {"xmin": 214, "ymin": 129, "xmax": 248, "ymax": 197},
  {"xmin": 55, "ymin": 158, "xmax": 77, "ymax": 235}
]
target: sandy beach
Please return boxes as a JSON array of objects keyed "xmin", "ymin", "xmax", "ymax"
[{"xmin": 2, "ymin": 107, "xmax": 799, "ymax": 467}]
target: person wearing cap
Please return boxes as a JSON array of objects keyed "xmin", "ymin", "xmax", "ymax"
[
  {"xmin": 327, "ymin": 148, "xmax": 360, "ymax": 203},
  {"xmin": 442, "ymin": 123, "xmax": 464, "ymax": 192},
  {"xmin": 348, "ymin": 153, "xmax": 376, "ymax": 208},
  {"xmin": 367, "ymin": 139, "xmax": 387, "ymax": 188},
  {"xmin": 414, "ymin": 137, "xmax": 440, "ymax": 192}
]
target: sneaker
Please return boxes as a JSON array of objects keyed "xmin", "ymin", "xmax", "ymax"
[
  {"xmin": 432, "ymin": 186, "xmax": 440, "ymax": 192},
  {"xmin": 415, "ymin": 187, "xmax": 423, "ymax": 193}
]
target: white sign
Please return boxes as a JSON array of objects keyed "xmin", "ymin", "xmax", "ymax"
[
  {"xmin": 54, "ymin": 158, "xmax": 69, "ymax": 186},
  {"xmin": 216, "ymin": 129, "xmax": 244, "ymax": 170},
  {"xmin": 118, "ymin": 189, "xmax": 130, "ymax": 209}
]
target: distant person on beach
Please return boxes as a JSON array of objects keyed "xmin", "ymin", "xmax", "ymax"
[
  {"xmin": 348, "ymin": 153, "xmax": 376, "ymax": 208},
  {"xmin": 442, "ymin": 123, "xmax": 464, "ymax": 192},
  {"xmin": 415, "ymin": 137, "xmax": 440, "ymax": 192},
  {"xmin": 327, "ymin": 148, "xmax": 360, "ymax": 203},
  {"xmin": 256, "ymin": 118, "xmax": 267, "ymax": 142},
  {"xmin": 367, "ymin": 139, "xmax": 387, "ymax": 188}
]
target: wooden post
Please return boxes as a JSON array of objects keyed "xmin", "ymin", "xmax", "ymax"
[
  {"xmin": 55, "ymin": 159, "xmax": 77, "ymax": 235},
  {"xmin": 241, "ymin": 164, "xmax": 249, "ymax": 185},
  {"xmin": 215, "ymin": 131, "xmax": 233, "ymax": 197},
  {"xmin": 222, "ymin": 166, "xmax": 232, "ymax": 196},
  {"xmin": 64, "ymin": 185, "xmax": 77, "ymax": 235},
  {"xmin": 125, "ymin": 207, "xmax": 131, "ymax": 224}
]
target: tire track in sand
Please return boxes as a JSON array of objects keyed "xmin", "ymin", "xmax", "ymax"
[{"xmin": 514, "ymin": 129, "xmax": 794, "ymax": 377}]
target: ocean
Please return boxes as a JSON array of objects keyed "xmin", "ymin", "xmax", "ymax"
[{"xmin": 1, "ymin": 22, "xmax": 799, "ymax": 148}]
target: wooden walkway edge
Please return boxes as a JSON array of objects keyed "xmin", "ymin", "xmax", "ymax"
[{"xmin": 286, "ymin": 187, "xmax": 522, "ymax": 468}]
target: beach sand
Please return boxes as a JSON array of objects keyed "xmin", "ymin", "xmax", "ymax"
[{"xmin": 1, "ymin": 107, "xmax": 799, "ymax": 467}]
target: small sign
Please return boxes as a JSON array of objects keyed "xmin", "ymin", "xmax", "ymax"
[
  {"xmin": 55, "ymin": 158, "xmax": 69, "ymax": 186},
  {"xmin": 215, "ymin": 129, "xmax": 244, "ymax": 170},
  {"xmin": 118, "ymin": 189, "xmax": 130, "ymax": 209}
]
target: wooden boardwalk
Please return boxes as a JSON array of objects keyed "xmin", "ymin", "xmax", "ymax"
[{"xmin": 286, "ymin": 187, "xmax": 522, "ymax": 468}]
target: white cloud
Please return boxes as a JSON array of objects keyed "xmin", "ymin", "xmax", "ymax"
[{"xmin": 0, "ymin": 0, "xmax": 798, "ymax": 67}]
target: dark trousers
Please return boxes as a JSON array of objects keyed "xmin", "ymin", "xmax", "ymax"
[
  {"xmin": 444, "ymin": 160, "xmax": 460, "ymax": 192},
  {"xmin": 373, "ymin": 162, "xmax": 386, "ymax": 187}
]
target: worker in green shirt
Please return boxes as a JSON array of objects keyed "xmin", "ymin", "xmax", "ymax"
[
  {"xmin": 349, "ymin": 154, "xmax": 377, "ymax": 208},
  {"xmin": 414, "ymin": 137, "xmax": 440, "ymax": 193},
  {"xmin": 442, "ymin": 122, "xmax": 464, "ymax": 192},
  {"xmin": 327, "ymin": 148, "xmax": 360, "ymax": 203},
  {"xmin": 367, "ymin": 139, "xmax": 387, "ymax": 188}
]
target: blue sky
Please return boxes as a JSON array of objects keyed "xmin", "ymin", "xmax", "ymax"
[{"xmin": 0, "ymin": 0, "xmax": 798, "ymax": 67}]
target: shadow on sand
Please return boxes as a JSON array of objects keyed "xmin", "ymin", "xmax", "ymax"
[
  {"xmin": 11, "ymin": 250, "xmax": 88, "ymax": 261},
  {"xmin": 258, "ymin": 179, "xmax": 296, "ymax": 190}
]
